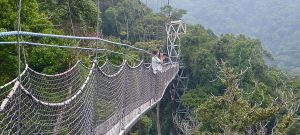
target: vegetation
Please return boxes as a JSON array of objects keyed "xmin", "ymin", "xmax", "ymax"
[
  {"xmin": 180, "ymin": 25, "xmax": 300, "ymax": 135},
  {"xmin": 0, "ymin": 0, "xmax": 68, "ymax": 85},
  {"xmin": 0, "ymin": 0, "xmax": 299, "ymax": 135},
  {"xmin": 145, "ymin": 0, "xmax": 300, "ymax": 74}
]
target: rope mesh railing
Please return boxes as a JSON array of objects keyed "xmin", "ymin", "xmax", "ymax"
[
  {"xmin": 0, "ymin": 59, "xmax": 179, "ymax": 135},
  {"xmin": 0, "ymin": 0, "xmax": 182, "ymax": 132}
]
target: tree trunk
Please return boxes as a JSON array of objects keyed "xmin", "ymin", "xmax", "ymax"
[{"xmin": 156, "ymin": 101, "xmax": 161, "ymax": 135}]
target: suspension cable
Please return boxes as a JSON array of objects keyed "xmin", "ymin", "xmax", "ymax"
[
  {"xmin": 16, "ymin": 0, "xmax": 22, "ymax": 133},
  {"xmin": 0, "ymin": 31, "xmax": 151, "ymax": 54},
  {"xmin": 0, "ymin": 41, "xmax": 117, "ymax": 52},
  {"xmin": 0, "ymin": 41, "xmax": 148, "ymax": 62},
  {"xmin": 95, "ymin": 0, "xmax": 100, "ymax": 60},
  {"xmin": 17, "ymin": 0, "xmax": 22, "ymax": 82},
  {"xmin": 67, "ymin": 0, "xmax": 75, "ymax": 36}
]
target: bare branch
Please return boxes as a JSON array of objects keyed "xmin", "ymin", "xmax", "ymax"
[
  {"xmin": 172, "ymin": 113, "xmax": 199, "ymax": 135},
  {"xmin": 271, "ymin": 118, "xmax": 278, "ymax": 135}
]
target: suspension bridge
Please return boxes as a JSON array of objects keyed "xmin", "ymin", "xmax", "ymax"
[{"xmin": 0, "ymin": 19, "xmax": 186, "ymax": 134}]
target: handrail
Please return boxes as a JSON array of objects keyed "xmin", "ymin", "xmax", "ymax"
[
  {"xmin": 0, "ymin": 31, "xmax": 151, "ymax": 54},
  {"xmin": 0, "ymin": 41, "xmax": 132, "ymax": 56}
]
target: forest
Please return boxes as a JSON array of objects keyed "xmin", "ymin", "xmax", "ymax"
[
  {"xmin": 144, "ymin": 0, "xmax": 300, "ymax": 75},
  {"xmin": 0, "ymin": 0, "xmax": 300, "ymax": 135}
]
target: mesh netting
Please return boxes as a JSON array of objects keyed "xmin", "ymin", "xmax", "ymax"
[{"xmin": 0, "ymin": 60, "xmax": 178, "ymax": 135}]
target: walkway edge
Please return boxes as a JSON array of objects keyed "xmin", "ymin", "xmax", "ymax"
[{"xmin": 115, "ymin": 66, "xmax": 179, "ymax": 135}]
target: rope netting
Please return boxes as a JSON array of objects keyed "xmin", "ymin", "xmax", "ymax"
[{"xmin": 0, "ymin": 59, "xmax": 179, "ymax": 135}]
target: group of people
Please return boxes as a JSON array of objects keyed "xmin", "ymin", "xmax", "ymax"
[{"xmin": 151, "ymin": 50, "xmax": 165, "ymax": 74}]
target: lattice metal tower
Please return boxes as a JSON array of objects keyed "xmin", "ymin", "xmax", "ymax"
[
  {"xmin": 166, "ymin": 20, "xmax": 186, "ymax": 63},
  {"xmin": 166, "ymin": 20, "xmax": 190, "ymax": 134}
]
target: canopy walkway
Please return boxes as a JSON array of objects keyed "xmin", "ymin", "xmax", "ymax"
[
  {"xmin": 0, "ymin": 0, "xmax": 187, "ymax": 129},
  {"xmin": 0, "ymin": 21, "xmax": 185, "ymax": 134},
  {"xmin": 0, "ymin": 57, "xmax": 178, "ymax": 135},
  {"xmin": 0, "ymin": 0, "xmax": 190, "ymax": 134}
]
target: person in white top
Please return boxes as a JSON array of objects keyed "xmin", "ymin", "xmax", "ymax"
[{"xmin": 151, "ymin": 50, "xmax": 164, "ymax": 74}]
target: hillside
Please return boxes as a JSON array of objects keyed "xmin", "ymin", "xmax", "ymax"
[{"xmin": 143, "ymin": 0, "xmax": 300, "ymax": 74}]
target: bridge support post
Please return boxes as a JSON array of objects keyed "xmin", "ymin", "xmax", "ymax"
[
  {"xmin": 166, "ymin": 20, "xmax": 189, "ymax": 135},
  {"xmin": 156, "ymin": 101, "xmax": 161, "ymax": 135}
]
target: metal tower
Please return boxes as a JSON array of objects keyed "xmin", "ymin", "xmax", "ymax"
[
  {"xmin": 166, "ymin": 20, "xmax": 186, "ymax": 63},
  {"xmin": 166, "ymin": 20, "xmax": 191, "ymax": 134}
]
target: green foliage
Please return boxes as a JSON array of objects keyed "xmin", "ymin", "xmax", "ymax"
[
  {"xmin": 100, "ymin": 0, "xmax": 186, "ymax": 44},
  {"xmin": 130, "ymin": 116, "xmax": 153, "ymax": 135},
  {"xmin": 181, "ymin": 25, "xmax": 300, "ymax": 134},
  {"xmin": 0, "ymin": 1, "xmax": 168, "ymax": 134},
  {"xmin": 288, "ymin": 122, "xmax": 300, "ymax": 135},
  {"xmin": 0, "ymin": 45, "xmax": 18, "ymax": 85},
  {"xmin": 0, "ymin": 0, "xmax": 62, "ymax": 85},
  {"xmin": 101, "ymin": 0, "xmax": 152, "ymax": 40},
  {"xmin": 275, "ymin": 115, "xmax": 294, "ymax": 134},
  {"xmin": 134, "ymin": 40, "xmax": 164, "ymax": 51},
  {"xmin": 181, "ymin": 25, "xmax": 219, "ymax": 89},
  {"xmin": 194, "ymin": 62, "xmax": 278, "ymax": 134},
  {"xmin": 38, "ymin": 0, "xmax": 99, "ymax": 35},
  {"xmin": 0, "ymin": 0, "xmax": 50, "ymax": 31},
  {"xmin": 181, "ymin": 86, "xmax": 212, "ymax": 109},
  {"xmin": 0, "ymin": 0, "xmax": 17, "ymax": 30},
  {"xmin": 26, "ymin": 47, "xmax": 70, "ymax": 73},
  {"xmin": 1, "ymin": 0, "xmax": 298, "ymax": 134},
  {"xmin": 159, "ymin": 5, "xmax": 187, "ymax": 20}
]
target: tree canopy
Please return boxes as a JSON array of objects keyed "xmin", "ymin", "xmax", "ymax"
[
  {"xmin": 0, "ymin": 1, "xmax": 299, "ymax": 134},
  {"xmin": 180, "ymin": 24, "xmax": 300, "ymax": 135}
]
